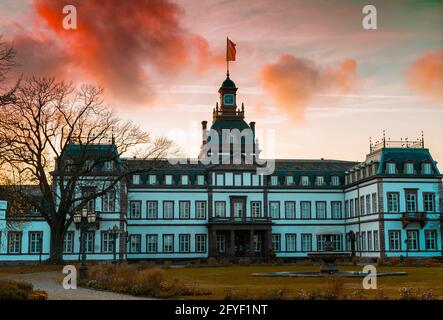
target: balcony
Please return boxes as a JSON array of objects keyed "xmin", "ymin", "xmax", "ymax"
[
  {"xmin": 402, "ymin": 212, "xmax": 427, "ymax": 228},
  {"xmin": 209, "ymin": 216, "xmax": 272, "ymax": 225}
]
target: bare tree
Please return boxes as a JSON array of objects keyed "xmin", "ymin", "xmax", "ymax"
[
  {"xmin": 0, "ymin": 37, "xmax": 19, "ymax": 106},
  {"xmin": 0, "ymin": 77, "xmax": 177, "ymax": 263}
]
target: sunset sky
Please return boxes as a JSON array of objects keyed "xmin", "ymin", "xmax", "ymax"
[{"xmin": 1, "ymin": 0, "xmax": 442, "ymax": 164}]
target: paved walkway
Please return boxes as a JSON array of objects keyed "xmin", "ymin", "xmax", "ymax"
[{"xmin": 0, "ymin": 271, "xmax": 150, "ymax": 300}]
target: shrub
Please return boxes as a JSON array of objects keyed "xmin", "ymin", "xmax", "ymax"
[
  {"xmin": 323, "ymin": 277, "xmax": 345, "ymax": 300},
  {"xmin": 29, "ymin": 290, "xmax": 48, "ymax": 300},
  {"xmin": 300, "ymin": 259, "xmax": 313, "ymax": 266},
  {"xmin": 423, "ymin": 259, "xmax": 435, "ymax": 267},
  {"xmin": 351, "ymin": 257, "xmax": 358, "ymax": 266},
  {"xmin": 376, "ymin": 257, "xmax": 385, "ymax": 267},
  {"xmin": 223, "ymin": 288, "xmax": 253, "ymax": 300},
  {"xmin": 163, "ymin": 260, "xmax": 172, "ymax": 268},
  {"xmin": 404, "ymin": 258, "xmax": 415, "ymax": 267},
  {"xmin": 348, "ymin": 289, "xmax": 366, "ymax": 300},
  {"xmin": 374, "ymin": 289, "xmax": 388, "ymax": 300},
  {"xmin": 239, "ymin": 258, "xmax": 251, "ymax": 266},
  {"xmin": 419, "ymin": 289, "xmax": 438, "ymax": 300},
  {"xmin": 260, "ymin": 288, "xmax": 288, "ymax": 300},
  {"xmin": 389, "ymin": 257, "xmax": 400, "ymax": 266},
  {"xmin": 0, "ymin": 280, "xmax": 34, "ymax": 300},
  {"xmin": 399, "ymin": 287, "xmax": 416, "ymax": 300},
  {"xmin": 206, "ymin": 257, "xmax": 218, "ymax": 266}
]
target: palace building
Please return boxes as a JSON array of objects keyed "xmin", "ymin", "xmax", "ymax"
[{"xmin": 0, "ymin": 73, "xmax": 442, "ymax": 262}]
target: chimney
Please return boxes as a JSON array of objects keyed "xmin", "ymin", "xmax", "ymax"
[
  {"xmin": 249, "ymin": 121, "xmax": 256, "ymax": 134},
  {"xmin": 201, "ymin": 121, "xmax": 208, "ymax": 143},
  {"xmin": 201, "ymin": 121, "xmax": 207, "ymax": 131}
]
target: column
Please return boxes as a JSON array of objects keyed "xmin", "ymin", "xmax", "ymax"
[
  {"xmin": 249, "ymin": 229, "xmax": 255, "ymax": 256},
  {"xmin": 230, "ymin": 230, "xmax": 235, "ymax": 257},
  {"xmin": 209, "ymin": 230, "xmax": 216, "ymax": 256}
]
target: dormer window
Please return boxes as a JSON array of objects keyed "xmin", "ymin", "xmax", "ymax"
[
  {"xmin": 181, "ymin": 175, "xmax": 189, "ymax": 185},
  {"xmin": 423, "ymin": 163, "xmax": 432, "ymax": 175},
  {"xmin": 164, "ymin": 175, "xmax": 173, "ymax": 185},
  {"xmin": 301, "ymin": 176, "xmax": 310, "ymax": 186},
  {"xmin": 405, "ymin": 162, "xmax": 414, "ymax": 175},
  {"xmin": 65, "ymin": 159, "xmax": 73, "ymax": 173},
  {"xmin": 132, "ymin": 174, "xmax": 140, "ymax": 185},
  {"xmin": 286, "ymin": 175, "xmax": 294, "ymax": 185},
  {"xmin": 386, "ymin": 162, "xmax": 396, "ymax": 174},
  {"xmin": 331, "ymin": 176, "xmax": 340, "ymax": 186},
  {"xmin": 197, "ymin": 175, "xmax": 205, "ymax": 185},
  {"xmin": 84, "ymin": 160, "xmax": 94, "ymax": 171},
  {"xmin": 270, "ymin": 175, "xmax": 278, "ymax": 186},
  {"xmin": 148, "ymin": 174, "xmax": 157, "ymax": 185},
  {"xmin": 316, "ymin": 176, "xmax": 325, "ymax": 186},
  {"xmin": 103, "ymin": 160, "xmax": 113, "ymax": 171}
]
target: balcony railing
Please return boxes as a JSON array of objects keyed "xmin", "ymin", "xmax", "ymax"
[
  {"xmin": 209, "ymin": 216, "xmax": 272, "ymax": 224},
  {"xmin": 402, "ymin": 212, "xmax": 427, "ymax": 228}
]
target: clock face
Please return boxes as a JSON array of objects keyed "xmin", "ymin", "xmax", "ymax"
[{"xmin": 223, "ymin": 94, "xmax": 235, "ymax": 105}]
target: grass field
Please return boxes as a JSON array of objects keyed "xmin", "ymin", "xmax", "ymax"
[{"xmin": 163, "ymin": 264, "xmax": 443, "ymax": 299}]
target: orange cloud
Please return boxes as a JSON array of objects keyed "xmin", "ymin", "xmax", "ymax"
[
  {"xmin": 11, "ymin": 0, "xmax": 223, "ymax": 106},
  {"xmin": 407, "ymin": 49, "xmax": 443, "ymax": 100},
  {"xmin": 259, "ymin": 54, "xmax": 358, "ymax": 122}
]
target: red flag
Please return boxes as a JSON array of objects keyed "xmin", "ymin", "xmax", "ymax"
[{"xmin": 227, "ymin": 38, "xmax": 236, "ymax": 61}]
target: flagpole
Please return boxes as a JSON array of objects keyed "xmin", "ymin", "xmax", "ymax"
[{"xmin": 226, "ymin": 37, "xmax": 229, "ymax": 77}]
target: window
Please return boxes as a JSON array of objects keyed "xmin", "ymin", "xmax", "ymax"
[
  {"xmin": 29, "ymin": 232, "xmax": 43, "ymax": 254},
  {"xmin": 270, "ymin": 175, "xmax": 278, "ymax": 186},
  {"xmin": 215, "ymin": 201, "xmax": 226, "ymax": 217},
  {"xmin": 84, "ymin": 232, "xmax": 94, "ymax": 253},
  {"xmin": 179, "ymin": 201, "xmax": 190, "ymax": 219},
  {"xmin": 84, "ymin": 160, "xmax": 94, "ymax": 171},
  {"xmin": 389, "ymin": 230, "xmax": 401, "ymax": 251},
  {"xmin": 272, "ymin": 234, "xmax": 281, "ymax": 252},
  {"xmin": 234, "ymin": 174, "xmax": 242, "ymax": 186},
  {"xmin": 350, "ymin": 199, "xmax": 354, "ymax": 217},
  {"xmin": 345, "ymin": 200, "xmax": 349, "ymax": 218},
  {"xmin": 196, "ymin": 234, "xmax": 206, "ymax": 253},
  {"xmin": 129, "ymin": 235, "xmax": 141, "ymax": 253},
  {"xmin": 387, "ymin": 162, "xmax": 396, "ymax": 174},
  {"xmin": 355, "ymin": 198, "xmax": 359, "ymax": 216},
  {"xmin": 254, "ymin": 235, "xmax": 262, "ymax": 252},
  {"xmin": 132, "ymin": 175, "xmax": 140, "ymax": 185},
  {"xmin": 179, "ymin": 234, "xmax": 190, "ymax": 253},
  {"xmin": 146, "ymin": 201, "xmax": 158, "ymax": 219},
  {"xmin": 424, "ymin": 193, "xmax": 435, "ymax": 212},
  {"xmin": 252, "ymin": 174, "xmax": 260, "ymax": 186},
  {"xmin": 286, "ymin": 175, "xmax": 294, "ymax": 185},
  {"xmin": 65, "ymin": 159, "xmax": 74, "ymax": 173},
  {"xmin": 163, "ymin": 201, "xmax": 174, "ymax": 219},
  {"xmin": 163, "ymin": 235, "xmax": 174, "ymax": 253},
  {"xmin": 102, "ymin": 190, "xmax": 115, "ymax": 212},
  {"xmin": 317, "ymin": 235, "xmax": 326, "ymax": 252},
  {"xmin": 286, "ymin": 234, "xmax": 296, "ymax": 252},
  {"xmin": 425, "ymin": 230, "xmax": 437, "ymax": 250},
  {"xmin": 8, "ymin": 232, "xmax": 22, "ymax": 254},
  {"xmin": 301, "ymin": 234, "xmax": 312, "ymax": 252},
  {"xmin": 197, "ymin": 175, "xmax": 205, "ymax": 185},
  {"xmin": 423, "ymin": 163, "xmax": 432, "ymax": 175},
  {"xmin": 372, "ymin": 193, "xmax": 377, "ymax": 213},
  {"xmin": 148, "ymin": 174, "xmax": 157, "ymax": 185},
  {"xmin": 301, "ymin": 201, "xmax": 311, "ymax": 219},
  {"xmin": 367, "ymin": 231, "xmax": 373, "ymax": 251},
  {"xmin": 331, "ymin": 176, "xmax": 340, "ymax": 186},
  {"xmin": 387, "ymin": 193, "xmax": 399, "ymax": 212},
  {"xmin": 331, "ymin": 202, "xmax": 342, "ymax": 219},
  {"xmin": 285, "ymin": 201, "xmax": 296, "ymax": 219},
  {"xmin": 405, "ymin": 190, "xmax": 417, "ymax": 212},
  {"xmin": 216, "ymin": 174, "xmax": 224, "ymax": 186},
  {"xmin": 63, "ymin": 232, "xmax": 74, "ymax": 253},
  {"xmin": 181, "ymin": 175, "xmax": 189, "ymax": 185},
  {"xmin": 316, "ymin": 202, "xmax": 326, "ymax": 219},
  {"xmin": 406, "ymin": 230, "xmax": 419, "ymax": 251},
  {"xmin": 405, "ymin": 162, "xmax": 414, "ymax": 174},
  {"xmin": 251, "ymin": 201, "xmax": 262, "ymax": 217},
  {"xmin": 129, "ymin": 201, "xmax": 141, "ymax": 219},
  {"xmin": 164, "ymin": 175, "xmax": 173, "ymax": 185},
  {"xmin": 366, "ymin": 195, "xmax": 371, "ymax": 215},
  {"xmin": 360, "ymin": 196, "xmax": 365, "ymax": 215},
  {"xmin": 101, "ymin": 232, "xmax": 114, "ymax": 253},
  {"xmin": 361, "ymin": 232, "xmax": 366, "ymax": 251},
  {"xmin": 196, "ymin": 201, "xmax": 206, "ymax": 219},
  {"xmin": 269, "ymin": 202, "xmax": 280, "ymax": 219},
  {"xmin": 374, "ymin": 231, "xmax": 379, "ymax": 251},
  {"xmin": 332, "ymin": 235, "xmax": 342, "ymax": 251},
  {"xmin": 147, "ymin": 235, "xmax": 158, "ymax": 253},
  {"xmin": 82, "ymin": 189, "xmax": 96, "ymax": 212},
  {"xmin": 216, "ymin": 234, "xmax": 226, "ymax": 253},
  {"xmin": 103, "ymin": 160, "xmax": 113, "ymax": 171},
  {"xmin": 301, "ymin": 176, "xmax": 309, "ymax": 186},
  {"xmin": 316, "ymin": 176, "xmax": 325, "ymax": 186}
]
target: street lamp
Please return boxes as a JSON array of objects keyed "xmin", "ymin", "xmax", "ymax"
[
  {"xmin": 73, "ymin": 208, "xmax": 99, "ymax": 280},
  {"xmin": 107, "ymin": 225, "xmax": 120, "ymax": 263}
]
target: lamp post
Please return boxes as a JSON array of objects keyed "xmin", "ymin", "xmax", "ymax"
[
  {"xmin": 73, "ymin": 208, "xmax": 99, "ymax": 280},
  {"xmin": 108, "ymin": 225, "xmax": 120, "ymax": 263}
]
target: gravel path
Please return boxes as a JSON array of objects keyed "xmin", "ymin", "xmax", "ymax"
[{"xmin": 0, "ymin": 271, "xmax": 150, "ymax": 300}]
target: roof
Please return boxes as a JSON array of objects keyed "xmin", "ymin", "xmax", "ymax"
[
  {"xmin": 377, "ymin": 147, "xmax": 440, "ymax": 175},
  {"xmin": 221, "ymin": 77, "xmax": 236, "ymax": 88},
  {"xmin": 210, "ymin": 119, "xmax": 251, "ymax": 131}
]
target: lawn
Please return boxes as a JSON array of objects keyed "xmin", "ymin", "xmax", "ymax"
[
  {"xmin": 163, "ymin": 264, "xmax": 443, "ymax": 299},
  {"xmin": 0, "ymin": 264, "xmax": 62, "ymax": 276}
]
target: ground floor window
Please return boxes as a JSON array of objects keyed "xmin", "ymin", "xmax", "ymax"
[
  {"xmin": 179, "ymin": 234, "xmax": 190, "ymax": 253},
  {"xmin": 129, "ymin": 234, "xmax": 141, "ymax": 253},
  {"xmin": 8, "ymin": 232, "xmax": 22, "ymax": 254},
  {"xmin": 301, "ymin": 234, "xmax": 312, "ymax": 252},
  {"xmin": 216, "ymin": 234, "xmax": 226, "ymax": 253},
  {"xmin": 29, "ymin": 231, "xmax": 43, "ymax": 254},
  {"xmin": 286, "ymin": 234, "xmax": 296, "ymax": 252},
  {"xmin": 84, "ymin": 232, "xmax": 95, "ymax": 253},
  {"xmin": 163, "ymin": 234, "xmax": 174, "ymax": 253},
  {"xmin": 389, "ymin": 230, "xmax": 401, "ymax": 251},
  {"xmin": 196, "ymin": 234, "xmax": 206, "ymax": 253},
  {"xmin": 425, "ymin": 230, "xmax": 437, "ymax": 250},
  {"xmin": 332, "ymin": 235, "xmax": 342, "ymax": 251},
  {"xmin": 254, "ymin": 235, "xmax": 262, "ymax": 252},
  {"xmin": 406, "ymin": 230, "xmax": 419, "ymax": 251},
  {"xmin": 147, "ymin": 235, "xmax": 158, "ymax": 253},
  {"xmin": 361, "ymin": 231, "xmax": 367, "ymax": 251},
  {"xmin": 63, "ymin": 232, "xmax": 74, "ymax": 253},
  {"xmin": 317, "ymin": 235, "xmax": 325, "ymax": 251},
  {"xmin": 272, "ymin": 234, "xmax": 280, "ymax": 252},
  {"xmin": 367, "ymin": 231, "xmax": 373, "ymax": 251},
  {"xmin": 101, "ymin": 232, "xmax": 114, "ymax": 253}
]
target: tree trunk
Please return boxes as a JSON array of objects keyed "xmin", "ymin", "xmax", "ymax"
[{"xmin": 49, "ymin": 219, "xmax": 65, "ymax": 264}]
